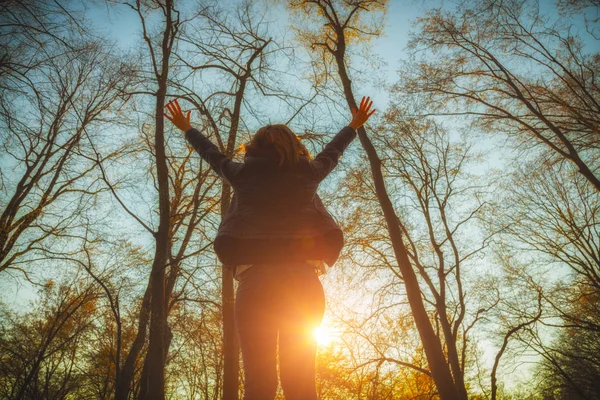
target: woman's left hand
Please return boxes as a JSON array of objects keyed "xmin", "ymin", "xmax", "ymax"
[{"xmin": 164, "ymin": 99, "xmax": 192, "ymax": 132}]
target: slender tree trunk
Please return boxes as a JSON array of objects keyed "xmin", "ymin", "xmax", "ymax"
[
  {"xmin": 142, "ymin": 1, "xmax": 175, "ymax": 397},
  {"xmin": 143, "ymin": 83, "xmax": 170, "ymax": 400},
  {"xmin": 332, "ymin": 44, "xmax": 464, "ymax": 400},
  {"xmin": 221, "ymin": 183, "xmax": 239, "ymax": 400},
  {"xmin": 439, "ymin": 316, "xmax": 468, "ymax": 399},
  {"xmin": 116, "ymin": 284, "xmax": 152, "ymax": 400},
  {"xmin": 138, "ymin": 354, "xmax": 150, "ymax": 399},
  {"xmin": 221, "ymin": 77, "xmax": 247, "ymax": 400}
]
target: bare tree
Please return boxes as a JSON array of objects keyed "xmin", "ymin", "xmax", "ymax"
[
  {"xmin": 401, "ymin": 0, "xmax": 600, "ymax": 191},
  {"xmin": 493, "ymin": 158, "xmax": 600, "ymax": 325},
  {"xmin": 0, "ymin": 280, "xmax": 99, "ymax": 400},
  {"xmin": 330, "ymin": 105, "xmax": 496, "ymax": 398},
  {"xmin": 0, "ymin": 0, "xmax": 133, "ymax": 279},
  {"xmin": 96, "ymin": 2, "xmax": 288, "ymax": 398},
  {"xmin": 0, "ymin": 0, "xmax": 84, "ymax": 88},
  {"xmin": 165, "ymin": 290, "xmax": 223, "ymax": 399},
  {"xmin": 116, "ymin": 1, "xmax": 181, "ymax": 398},
  {"xmin": 535, "ymin": 285, "xmax": 600, "ymax": 400}
]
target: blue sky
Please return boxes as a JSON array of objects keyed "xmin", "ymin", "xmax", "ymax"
[
  {"xmin": 86, "ymin": 0, "xmax": 427, "ymax": 108},
  {"xmin": 84, "ymin": 0, "xmax": 594, "ymax": 123}
]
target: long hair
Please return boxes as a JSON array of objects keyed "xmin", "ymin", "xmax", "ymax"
[{"xmin": 244, "ymin": 124, "xmax": 310, "ymax": 167}]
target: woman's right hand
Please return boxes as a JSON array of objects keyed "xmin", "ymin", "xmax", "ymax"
[
  {"xmin": 349, "ymin": 96, "xmax": 376, "ymax": 130},
  {"xmin": 165, "ymin": 99, "xmax": 192, "ymax": 132}
]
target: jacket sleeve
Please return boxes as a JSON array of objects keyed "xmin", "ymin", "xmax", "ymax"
[
  {"xmin": 185, "ymin": 128, "xmax": 243, "ymax": 183},
  {"xmin": 310, "ymin": 125, "xmax": 357, "ymax": 182}
]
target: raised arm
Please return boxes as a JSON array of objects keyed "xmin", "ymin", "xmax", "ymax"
[
  {"xmin": 311, "ymin": 96, "xmax": 376, "ymax": 181},
  {"xmin": 165, "ymin": 99, "xmax": 242, "ymax": 182}
]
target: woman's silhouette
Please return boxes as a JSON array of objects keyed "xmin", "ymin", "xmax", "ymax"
[{"xmin": 165, "ymin": 97, "xmax": 375, "ymax": 399}]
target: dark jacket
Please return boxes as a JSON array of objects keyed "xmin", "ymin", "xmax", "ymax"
[{"xmin": 184, "ymin": 125, "xmax": 357, "ymax": 270}]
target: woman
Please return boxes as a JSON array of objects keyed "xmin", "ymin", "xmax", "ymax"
[{"xmin": 164, "ymin": 97, "xmax": 375, "ymax": 399}]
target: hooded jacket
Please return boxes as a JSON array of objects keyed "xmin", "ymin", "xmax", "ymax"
[{"xmin": 184, "ymin": 125, "xmax": 357, "ymax": 271}]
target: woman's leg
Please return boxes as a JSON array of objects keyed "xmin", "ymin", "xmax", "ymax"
[
  {"xmin": 235, "ymin": 265, "xmax": 279, "ymax": 400},
  {"xmin": 278, "ymin": 265, "xmax": 325, "ymax": 400}
]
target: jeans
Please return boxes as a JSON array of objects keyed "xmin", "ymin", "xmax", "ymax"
[{"xmin": 235, "ymin": 262, "xmax": 325, "ymax": 400}]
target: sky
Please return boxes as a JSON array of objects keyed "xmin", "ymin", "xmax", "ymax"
[
  {"xmin": 0, "ymin": 0, "xmax": 447, "ymax": 333},
  {"xmin": 2, "ymin": 0, "xmax": 597, "ymax": 393},
  {"xmin": 84, "ymin": 0, "xmax": 593, "ymax": 125},
  {"xmin": 4, "ymin": 0, "xmax": 592, "ymax": 322},
  {"xmin": 85, "ymin": 0, "xmax": 427, "ymax": 108},
  {"xmin": 2, "ymin": 0, "xmax": 454, "ymax": 341}
]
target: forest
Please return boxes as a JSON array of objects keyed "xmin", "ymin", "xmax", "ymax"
[{"xmin": 0, "ymin": 0, "xmax": 598, "ymax": 399}]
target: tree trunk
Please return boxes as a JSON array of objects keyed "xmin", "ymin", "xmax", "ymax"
[
  {"xmin": 116, "ymin": 284, "xmax": 152, "ymax": 400},
  {"xmin": 222, "ymin": 72, "xmax": 254, "ymax": 400},
  {"xmin": 332, "ymin": 46, "xmax": 464, "ymax": 400},
  {"xmin": 143, "ymin": 84, "xmax": 170, "ymax": 400},
  {"xmin": 142, "ymin": 1, "xmax": 175, "ymax": 396},
  {"xmin": 221, "ymin": 189, "xmax": 239, "ymax": 400},
  {"xmin": 221, "ymin": 157, "xmax": 238, "ymax": 400}
]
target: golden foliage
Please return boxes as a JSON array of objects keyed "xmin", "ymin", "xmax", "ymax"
[{"xmin": 272, "ymin": 0, "xmax": 388, "ymax": 51}]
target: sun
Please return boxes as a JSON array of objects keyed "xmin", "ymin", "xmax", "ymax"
[{"xmin": 313, "ymin": 327, "xmax": 335, "ymax": 345}]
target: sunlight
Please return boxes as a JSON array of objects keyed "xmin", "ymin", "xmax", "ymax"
[{"xmin": 313, "ymin": 327, "xmax": 335, "ymax": 345}]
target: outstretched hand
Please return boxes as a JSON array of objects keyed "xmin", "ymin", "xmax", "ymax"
[
  {"xmin": 349, "ymin": 96, "xmax": 376, "ymax": 131},
  {"xmin": 164, "ymin": 99, "xmax": 192, "ymax": 132}
]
